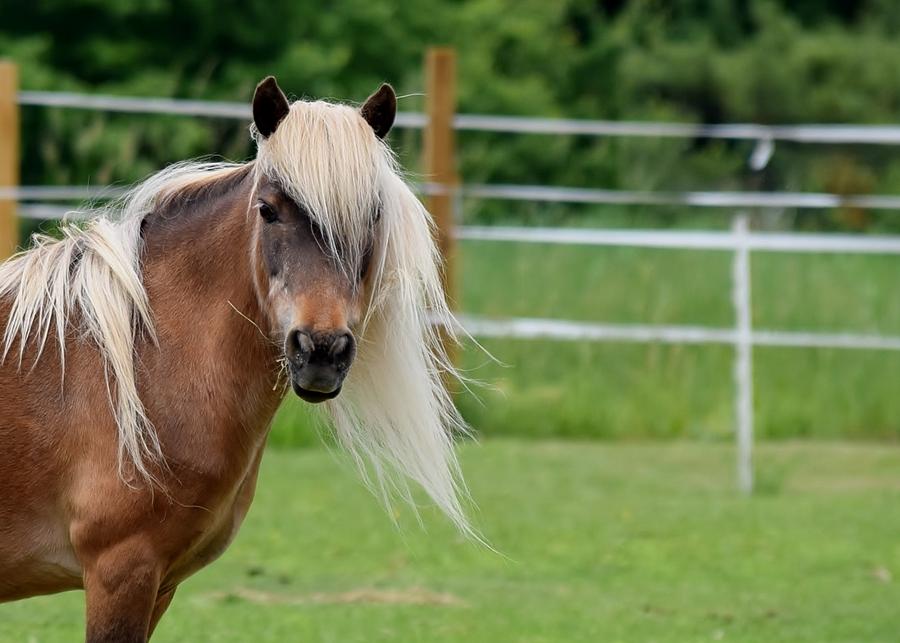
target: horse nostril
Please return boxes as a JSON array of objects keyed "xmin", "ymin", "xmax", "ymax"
[
  {"xmin": 286, "ymin": 329, "xmax": 314, "ymax": 365},
  {"xmin": 329, "ymin": 332, "xmax": 355, "ymax": 368}
]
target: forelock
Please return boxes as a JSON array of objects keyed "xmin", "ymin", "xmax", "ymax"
[{"xmin": 254, "ymin": 100, "xmax": 391, "ymax": 272}]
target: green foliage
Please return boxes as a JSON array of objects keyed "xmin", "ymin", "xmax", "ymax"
[{"xmin": 4, "ymin": 1, "xmax": 900, "ymax": 230}]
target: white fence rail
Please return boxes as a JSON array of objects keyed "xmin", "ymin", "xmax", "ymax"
[
  {"xmin": 19, "ymin": 89, "xmax": 900, "ymax": 143},
  {"xmin": 12, "ymin": 89, "xmax": 900, "ymax": 494},
  {"xmin": 11, "ymin": 182, "xmax": 900, "ymax": 211},
  {"xmin": 460, "ymin": 315, "xmax": 900, "ymax": 352}
]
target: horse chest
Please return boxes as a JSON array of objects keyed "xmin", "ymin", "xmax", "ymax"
[
  {"xmin": 163, "ymin": 447, "xmax": 264, "ymax": 586},
  {"xmin": 193, "ymin": 481, "xmax": 253, "ymax": 564}
]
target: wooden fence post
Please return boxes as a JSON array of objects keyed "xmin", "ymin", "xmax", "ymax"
[
  {"xmin": 423, "ymin": 48, "xmax": 458, "ymax": 361},
  {"xmin": 423, "ymin": 48, "xmax": 458, "ymax": 302},
  {"xmin": 0, "ymin": 61, "xmax": 18, "ymax": 259}
]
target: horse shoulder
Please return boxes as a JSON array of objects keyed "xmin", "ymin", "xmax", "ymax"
[{"xmin": 0, "ymin": 309, "xmax": 115, "ymax": 599}]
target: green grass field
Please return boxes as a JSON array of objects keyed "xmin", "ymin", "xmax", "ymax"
[
  {"xmin": 454, "ymin": 240, "xmax": 900, "ymax": 441},
  {"xmin": 2, "ymin": 441, "xmax": 899, "ymax": 642}
]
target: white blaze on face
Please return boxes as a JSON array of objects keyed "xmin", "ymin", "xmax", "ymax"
[{"xmin": 268, "ymin": 275, "xmax": 296, "ymax": 338}]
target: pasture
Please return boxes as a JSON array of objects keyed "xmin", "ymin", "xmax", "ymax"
[{"xmin": 2, "ymin": 440, "xmax": 898, "ymax": 642}]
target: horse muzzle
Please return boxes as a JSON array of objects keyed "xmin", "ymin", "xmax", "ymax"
[{"xmin": 284, "ymin": 327, "xmax": 355, "ymax": 403}]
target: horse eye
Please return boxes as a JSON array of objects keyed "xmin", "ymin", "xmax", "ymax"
[{"xmin": 258, "ymin": 201, "xmax": 278, "ymax": 223}]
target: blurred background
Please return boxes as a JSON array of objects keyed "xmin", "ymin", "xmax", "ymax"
[{"xmin": 1, "ymin": 1, "xmax": 899, "ymax": 641}]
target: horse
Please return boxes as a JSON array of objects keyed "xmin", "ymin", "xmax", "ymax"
[{"xmin": 0, "ymin": 76, "xmax": 472, "ymax": 641}]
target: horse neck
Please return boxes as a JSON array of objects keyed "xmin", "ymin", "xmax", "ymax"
[{"xmin": 139, "ymin": 164, "xmax": 285, "ymax": 455}]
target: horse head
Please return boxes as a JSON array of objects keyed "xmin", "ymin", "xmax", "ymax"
[{"xmin": 249, "ymin": 77, "xmax": 396, "ymax": 403}]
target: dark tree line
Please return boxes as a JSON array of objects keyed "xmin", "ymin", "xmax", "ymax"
[{"xmin": 3, "ymin": 0, "xmax": 900, "ymax": 230}]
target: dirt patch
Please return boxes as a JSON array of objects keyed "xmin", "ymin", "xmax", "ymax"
[{"xmin": 203, "ymin": 585, "xmax": 467, "ymax": 607}]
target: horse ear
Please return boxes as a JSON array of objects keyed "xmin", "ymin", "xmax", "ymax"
[
  {"xmin": 360, "ymin": 83, "xmax": 397, "ymax": 139},
  {"xmin": 253, "ymin": 76, "xmax": 290, "ymax": 138}
]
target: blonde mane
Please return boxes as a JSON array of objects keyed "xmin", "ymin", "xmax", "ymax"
[
  {"xmin": 0, "ymin": 97, "xmax": 472, "ymax": 533},
  {"xmin": 0, "ymin": 161, "xmax": 246, "ymax": 484}
]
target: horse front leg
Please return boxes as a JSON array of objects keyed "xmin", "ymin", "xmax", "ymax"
[{"xmin": 82, "ymin": 540, "xmax": 163, "ymax": 643}]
